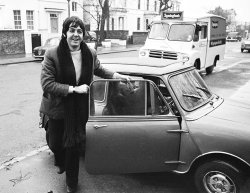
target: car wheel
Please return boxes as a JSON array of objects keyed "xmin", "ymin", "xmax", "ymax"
[
  {"xmin": 194, "ymin": 160, "xmax": 245, "ymax": 193},
  {"xmin": 206, "ymin": 59, "xmax": 216, "ymax": 75},
  {"xmin": 241, "ymin": 49, "xmax": 244, "ymax": 53}
]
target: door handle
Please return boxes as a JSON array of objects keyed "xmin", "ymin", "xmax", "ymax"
[{"xmin": 94, "ymin": 124, "xmax": 107, "ymax": 129}]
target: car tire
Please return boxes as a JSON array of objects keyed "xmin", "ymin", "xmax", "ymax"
[
  {"xmin": 206, "ymin": 59, "xmax": 216, "ymax": 75},
  {"xmin": 241, "ymin": 49, "xmax": 244, "ymax": 53},
  {"xmin": 194, "ymin": 60, "xmax": 199, "ymax": 70},
  {"xmin": 194, "ymin": 160, "xmax": 245, "ymax": 193}
]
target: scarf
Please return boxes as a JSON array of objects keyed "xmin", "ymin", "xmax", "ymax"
[{"xmin": 57, "ymin": 38, "xmax": 93, "ymax": 147}]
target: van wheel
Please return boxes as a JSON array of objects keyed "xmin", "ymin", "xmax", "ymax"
[
  {"xmin": 194, "ymin": 60, "xmax": 199, "ymax": 70},
  {"xmin": 206, "ymin": 59, "xmax": 216, "ymax": 74},
  {"xmin": 194, "ymin": 160, "xmax": 245, "ymax": 193}
]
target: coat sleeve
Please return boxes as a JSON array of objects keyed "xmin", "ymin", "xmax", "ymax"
[
  {"xmin": 91, "ymin": 49, "xmax": 115, "ymax": 79},
  {"xmin": 41, "ymin": 48, "xmax": 69, "ymax": 97}
]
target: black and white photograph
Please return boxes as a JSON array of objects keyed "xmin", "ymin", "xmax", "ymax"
[{"xmin": 0, "ymin": 0, "xmax": 250, "ymax": 192}]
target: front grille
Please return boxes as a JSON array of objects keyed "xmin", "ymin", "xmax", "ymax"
[{"xmin": 149, "ymin": 50, "xmax": 177, "ymax": 60}]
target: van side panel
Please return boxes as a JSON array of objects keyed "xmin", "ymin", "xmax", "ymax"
[{"xmin": 199, "ymin": 16, "xmax": 226, "ymax": 68}]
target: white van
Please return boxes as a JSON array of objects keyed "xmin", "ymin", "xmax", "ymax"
[{"xmin": 139, "ymin": 14, "xmax": 226, "ymax": 74}]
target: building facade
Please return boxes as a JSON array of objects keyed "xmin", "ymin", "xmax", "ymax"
[
  {"xmin": 226, "ymin": 9, "xmax": 237, "ymax": 32},
  {"xmin": 0, "ymin": 0, "xmax": 82, "ymax": 54},
  {"xmin": 0, "ymin": 0, "xmax": 181, "ymax": 54},
  {"xmin": 83, "ymin": 0, "xmax": 180, "ymax": 35}
]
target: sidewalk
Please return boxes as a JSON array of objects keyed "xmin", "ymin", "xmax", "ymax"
[{"xmin": 0, "ymin": 44, "xmax": 142, "ymax": 65}]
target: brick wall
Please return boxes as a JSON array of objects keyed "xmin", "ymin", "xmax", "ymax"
[
  {"xmin": 105, "ymin": 30, "xmax": 129, "ymax": 40},
  {"xmin": 132, "ymin": 32, "xmax": 148, "ymax": 44},
  {"xmin": 0, "ymin": 30, "xmax": 25, "ymax": 56},
  {"xmin": 95, "ymin": 30, "xmax": 129, "ymax": 40}
]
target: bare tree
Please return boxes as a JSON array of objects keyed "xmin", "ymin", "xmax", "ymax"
[
  {"xmin": 159, "ymin": 0, "xmax": 173, "ymax": 13},
  {"xmin": 78, "ymin": 1, "xmax": 101, "ymax": 32},
  {"xmin": 98, "ymin": 0, "xmax": 111, "ymax": 42},
  {"xmin": 80, "ymin": 0, "xmax": 111, "ymax": 45}
]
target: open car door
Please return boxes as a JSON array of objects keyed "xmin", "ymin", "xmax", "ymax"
[{"xmin": 85, "ymin": 79, "xmax": 182, "ymax": 174}]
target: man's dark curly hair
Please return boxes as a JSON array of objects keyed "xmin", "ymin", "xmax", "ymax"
[{"xmin": 62, "ymin": 16, "xmax": 85, "ymax": 38}]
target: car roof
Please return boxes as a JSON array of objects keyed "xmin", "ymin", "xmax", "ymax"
[{"xmin": 100, "ymin": 57, "xmax": 193, "ymax": 76}]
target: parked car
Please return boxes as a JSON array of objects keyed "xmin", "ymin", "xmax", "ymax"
[
  {"xmin": 226, "ymin": 32, "xmax": 242, "ymax": 42},
  {"xmin": 226, "ymin": 36, "xmax": 238, "ymax": 42},
  {"xmin": 82, "ymin": 57, "xmax": 249, "ymax": 193},
  {"xmin": 241, "ymin": 37, "xmax": 250, "ymax": 52},
  {"xmin": 33, "ymin": 31, "xmax": 97, "ymax": 60}
]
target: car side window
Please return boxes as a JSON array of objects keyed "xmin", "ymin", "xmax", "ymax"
[
  {"xmin": 147, "ymin": 82, "xmax": 169, "ymax": 115},
  {"xmin": 89, "ymin": 79, "xmax": 171, "ymax": 117}
]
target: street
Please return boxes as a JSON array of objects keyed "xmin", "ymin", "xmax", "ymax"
[{"xmin": 0, "ymin": 42, "xmax": 250, "ymax": 192}]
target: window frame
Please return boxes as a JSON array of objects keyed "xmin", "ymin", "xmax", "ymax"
[
  {"xmin": 13, "ymin": 10, "xmax": 22, "ymax": 29},
  {"xmin": 137, "ymin": 18, "xmax": 141, "ymax": 30},
  {"xmin": 26, "ymin": 10, "xmax": 34, "ymax": 30},
  {"xmin": 72, "ymin": 1, "xmax": 77, "ymax": 12},
  {"xmin": 89, "ymin": 79, "xmax": 173, "ymax": 118}
]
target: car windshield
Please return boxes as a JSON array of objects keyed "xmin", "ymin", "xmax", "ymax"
[
  {"xmin": 168, "ymin": 24, "xmax": 195, "ymax": 41},
  {"xmin": 45, "ymin": 38, "xmax": 60, "ymax": 46},
  {"xmin": 148, "ymin": 22, "xmax": 169, "ymax": 40},
  {"xmin": 167, "ymin": 69, "xmax": 212, "ymax": 111}
]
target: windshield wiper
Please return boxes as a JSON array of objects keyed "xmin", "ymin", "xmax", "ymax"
[
  {"xmin": 183, "ymin": 93, "xmax": 202, "ymax": 99},
  {"xmin": 196, "ymin": 86, "xmax": 210, "ymax": 94}
]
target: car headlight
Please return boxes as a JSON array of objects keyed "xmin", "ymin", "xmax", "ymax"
[
  {"xmin": 139, "ymin": 50, "xmax": 148, "ymax": 57},
  {"xmin": 177, "ymin": 53, "xmax": 189, "ymax": 62}
]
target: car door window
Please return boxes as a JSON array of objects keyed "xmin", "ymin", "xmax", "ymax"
[{"xmin": 89, "ymin": 79, "xmax": 171, "ymax": 117}]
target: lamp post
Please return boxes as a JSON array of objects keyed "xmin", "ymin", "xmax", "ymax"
[{"xmin": 67, "ymin": 0, "xmax": 70, "ymax": 17}]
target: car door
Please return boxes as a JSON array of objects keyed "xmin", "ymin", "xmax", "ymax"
[{"xmin": 85, "ymin": 79, "xmax": 182, "ymax": 174}]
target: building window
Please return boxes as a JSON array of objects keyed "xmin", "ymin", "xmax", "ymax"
[
  {"xmin": 147, "ymin": 0, "xmax": 149, "ymax": 10},
  {"xmin": 13, "ymin": 10, "xmax": 22, "ymax": 29},
  {"xmin": 119, "ymin": 17, "xmax": 124, "ymax": 30},
  {"xmin": 146, "ymin": 19, "xmax": 149, "ymax": 30},
  {"xmin": 72, "ymin": 1, "xmax": 77, "ymax": 12},
  {"xmin": 50, "ymin": 13, "xmax": 58, "ymax": 33},
  {"xmin": 111, "ymin": 18, "xmax": 114, "ymax": 30},
  {"xmin": 138, "ymin": 0, "xmax": 140, "ymax": 9},
  {"xmin": 137, "ymin": 18, "xmax": 140, "ymax": 30},
  {"xmin": 154, "ymin": 1, "xmax": 157, "ymax": 12},
  {"xmin": 26, "ymin": 10, "xmax": 34, "ymax": 30}
]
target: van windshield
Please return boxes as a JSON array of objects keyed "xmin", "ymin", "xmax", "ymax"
[
  {"xmin": 167, "ymin": 69, "xmax": 212, "ymax": 111},
  {"xmin": 168, "ymin": 24, "xmax": 195, "ymax": 42},
  {"xmin": 148, "ymin": 23, "xmax": 169, "ymax": 40}
]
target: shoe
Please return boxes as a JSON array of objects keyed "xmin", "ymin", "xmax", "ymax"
[
  {"xmin": 66, "ymin": 185, "xmax": 77, "ymax": 193},
  {"xmin": 57, "ymin": 166, "xmax": 65, "ymax": 174}
]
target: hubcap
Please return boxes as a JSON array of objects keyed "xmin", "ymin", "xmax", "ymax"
[{"xmin": 203, "ymin": 171, "xmax": 236, "ymax": 193}]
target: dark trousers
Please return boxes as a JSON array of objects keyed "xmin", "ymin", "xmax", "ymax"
[{"xmin": 48, "ymin": 118, "xmax": 80, "ymax": 188}]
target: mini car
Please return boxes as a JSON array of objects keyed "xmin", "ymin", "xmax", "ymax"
[
  {"xmin": 241, "ymin": 37, "xmax": 250, "ymax": 53},
  {"xmin": 84, "ymin": 58, "xmax": 250, "ymax": 193},
  {"xmin": 33, "ymin": 31, "xmax": 97, "ymax": 60}
]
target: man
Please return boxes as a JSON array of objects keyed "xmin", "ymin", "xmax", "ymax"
[{"xmin": 40, "ymin": 16, "xmax": 129, "ymax": 193}]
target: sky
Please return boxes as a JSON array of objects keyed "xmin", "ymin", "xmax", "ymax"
[{"xmin": 180, "ymin": 0, "xmax": 250, "ymax": 23}]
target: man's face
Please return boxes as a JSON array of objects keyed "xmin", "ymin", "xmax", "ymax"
[{"xmin": 66, "ymin": 23, "xmax": 84, "ymax": 51}]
